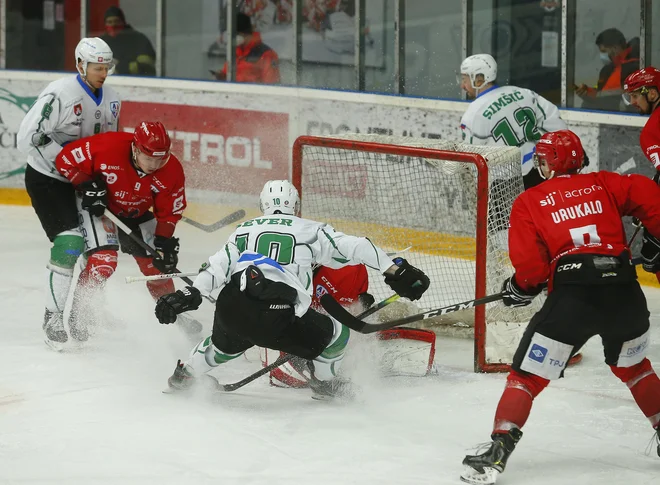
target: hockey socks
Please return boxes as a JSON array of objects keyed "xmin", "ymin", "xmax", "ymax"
[
  {"xmin": 492, "ymin": 371, "xmax": 548, "ymax": 433},
  {"xmin": 611, "ymin": 359, "xmax": 660, "ymax": 427}
]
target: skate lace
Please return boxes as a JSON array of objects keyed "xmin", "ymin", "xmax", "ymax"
[
  {"xmin": 644, "ymin": 430, "xmax": 659, "ymax": 457},
  {"xmin": 466, "ymin": 441, "xmax": 494, "ymax": 456}
]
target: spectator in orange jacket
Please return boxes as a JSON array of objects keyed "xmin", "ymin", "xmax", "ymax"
[
  {"xmin": 575, "ymin": 28, "xmax": 640, "ymax": 112},
  {"xmin": 213, "ymin": 12, "xmax": 280, "ymax": 84}
]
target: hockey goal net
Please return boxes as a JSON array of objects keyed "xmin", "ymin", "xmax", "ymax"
[{"xmin": 293, "ymin": 134, "xmax": 544, "ymax": 373}]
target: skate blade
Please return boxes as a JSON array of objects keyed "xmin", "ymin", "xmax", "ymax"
[
  {"xmin": 460, "ymin": 465, "xmax": 499, "ymax": 485},
  {"xmin": 44, "ymin": 338, "xmax": 67, "ymax": 352}
]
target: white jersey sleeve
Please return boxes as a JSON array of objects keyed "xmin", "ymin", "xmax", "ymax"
[
  {"xmin": 534, "ymin": 92, "xmax": 567, "ymax": 134},
  {"xmin": 17, "ymin": 93, "xmax": 65, "ymax": 173}
]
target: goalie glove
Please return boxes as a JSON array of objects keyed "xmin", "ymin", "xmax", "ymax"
[
  {"xmin": 384, "ymin": 258, "xmax": 430, "ymax": 301},
  {"xmin": 641, "ymin": 228, "xmax": 660, "ymax": 273},
  {"xmin": 155, "ymin": 286, "xmax": 202, "ymax": 324},
  {"xmin": 501, "ymin": 276, "xmax": 541, "ymax": 308}
]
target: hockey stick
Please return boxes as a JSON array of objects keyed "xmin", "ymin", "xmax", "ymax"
[
  {"xmin": 214, "ymin": 294, "xmax": 400, "ymax": 392},
  {"xmin": 125, "ymin": 272, "xmax": 199, "ymax": 284},
  {"xmin": 103, "ymin": 211, "xmax": 216, "ymax": 304},
  {"xmin": 181, "ymin": 209, "xmax": 246, "ymax": 233},
  {"xmin": 320, "ymin": 292, "xmax": 505, "ymax": 334}
]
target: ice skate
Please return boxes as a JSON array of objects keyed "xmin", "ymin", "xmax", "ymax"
[
  {"xmin": 176, "ymin": 313, "xmax": 203, "ymax": 336},
  {"xmin": 655, "ymin": 426, "xmax": 660, "ymax": 457},
  {"xmin": 460, "ymin": 428, "xmax": 522, "ymax": 485},
  {"xmin": 43, "ymin": 309, "xmax": 68, "ymax": 350},
  {"xmin": 165, "ymin": 359, "xmax": 196, "ymax": 392}
]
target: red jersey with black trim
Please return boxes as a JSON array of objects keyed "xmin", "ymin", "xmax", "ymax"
[
  {"xmin": 509, "ymin": 171, "xmax": 660, "ymax": 292},
  {"xmin": 311, "ymin": 265, "xmax": 369, "ymax": 309},
  {"xmin": 640, "ymin": 106, "xmax": 660, "ymax": 170},
  {"xmin": 55, "ymin": 131, "xmax": 186, "ymax": 238}
]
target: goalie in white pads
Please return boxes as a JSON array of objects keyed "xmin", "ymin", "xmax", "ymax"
[
  {"xmin": 265, "ymin": 263, "xmax": 436, "ymax": 388},
  {"xmin": 154, "ymin": 180, "xmax": 430, "ymax": 399}
]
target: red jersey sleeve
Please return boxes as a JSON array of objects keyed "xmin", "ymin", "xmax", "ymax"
[
  {"xmin": 640, "ymin": 108, "xmax": 660, "ymax": 170},
  {"xmin": 152, "ymin": 155, "xmax": 186, "ymax": 238},
  {"xmin": 601, "ymin": 171, "xmax": 660, "ymax": 238},
  {"xmin": 508, "ymin": 195, "xmax": 552, "ymax": 291},
  {"xmin": 55, "ymin": 137, "xmax": 96, "ymax": 186}
]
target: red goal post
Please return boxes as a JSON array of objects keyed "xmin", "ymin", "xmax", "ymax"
[{"xmin": 292, "ymin": 134, "xmax": 539, "ymax": 373}]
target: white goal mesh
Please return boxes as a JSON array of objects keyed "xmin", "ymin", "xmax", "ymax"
[{"xmin": 294, "ymin": 134, "xmax": 544, "ymax": 372}]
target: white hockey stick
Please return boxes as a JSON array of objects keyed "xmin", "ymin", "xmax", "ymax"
[
  {"xmin": 386, "ymin": 246, "xmax": 412, "ymax": 257},
  {"xmin": 125, "ymin": 272, "xmax": 199, "ymax": 284}
]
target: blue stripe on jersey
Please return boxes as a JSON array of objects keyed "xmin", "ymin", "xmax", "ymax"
[
  {"xmin": 76, "ymin": 75, "xmax": 103, "ymax": 106},
  {"xmin": 238, "ymin": 252, "xmax": 285, "ymax": 272},
  {"xmin": 476, "ymin": 84, "xmax": 498, "ymax": 98}
]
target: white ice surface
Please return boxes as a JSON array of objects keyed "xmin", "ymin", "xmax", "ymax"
[{"xmin": 1, "ymin": 205, "xmax": 660, "ymax": 484}]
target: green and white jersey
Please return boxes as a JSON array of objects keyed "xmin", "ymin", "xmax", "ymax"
[
  {"xmin": 194, "ymin": 214, "xmax": 394, "ymax": 317},
  {"xmin": 460, "ymin": 85, "xmax": 566, "ymax": 175},
  {"xmin": 17, "ymin": 74, "xmax": 121, "ymax": 182}
]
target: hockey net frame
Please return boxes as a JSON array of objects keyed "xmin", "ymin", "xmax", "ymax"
[{"xmin": 292, "ymin": 134, "xmax": 536, "ymax": 373}]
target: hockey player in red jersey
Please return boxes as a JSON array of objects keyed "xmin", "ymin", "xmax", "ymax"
[
  {"xmin": 623, "ymin": 67, "xmax": 660, "ymax": 284},
  {"xmin": 461, "ymin": 130, "xmax": 660, "ymax": 485},
  {"xmin": 54, "ymin": 121, "xmax": 199, "ymax": 344}
]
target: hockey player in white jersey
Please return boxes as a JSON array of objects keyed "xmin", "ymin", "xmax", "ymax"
[
  {"xmin": 459, "ymin": 54, "xmax": 567, "ymax": 189},
  {"xmin": 18, "ymin": 37, "xmax": 121, "ymax": 348},
  {"xmin": 154, "ymin": 180, "xmax": 430, "ymax": 399}
]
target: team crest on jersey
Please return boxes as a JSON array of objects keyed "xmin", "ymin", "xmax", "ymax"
[
  {"xmin": 110, "ymin": 101, "xmax": 120, "ymax": 119},
  {"xmin": 315, "ymin": 284, "xmax": 328, "ymax": 299},
  {"xmin": 73, "ymin": 103, "xmax": 82, "ymax": 116}
]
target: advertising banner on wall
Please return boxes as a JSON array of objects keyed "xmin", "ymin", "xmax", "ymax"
[{"xmin": 120, "ymin": 101, "xmax": 289, "ymax": 195}]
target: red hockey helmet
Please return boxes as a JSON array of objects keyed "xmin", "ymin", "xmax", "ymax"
[
  {"xmin": 133, "ymin": 121, "xmax": 171, "ymax": 160},
  {"xmin": 623, "ymin": 67, "xmax": 660, "ymax": 104},
  {"xmin": 534, "ymin": 130, "xmax": 585, "ymax": 177}
]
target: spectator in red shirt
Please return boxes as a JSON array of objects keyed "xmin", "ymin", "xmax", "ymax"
[{"xmin": 213, "ymin": 12, "xmax": 280, "ymax": 84}]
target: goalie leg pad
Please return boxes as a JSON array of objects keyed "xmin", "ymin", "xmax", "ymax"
[
  {"xmin": 78, "ymin": 249, "xmax": 118, "ymax": 286},
  {"xmin": 50, "ymin": 230, "xmax": 84, "ymax": 270},
  {"xmin": 376, "ymin": 327, "xmax": 436, "ymax": 377},
  {"xmin": 312, "ymin": 320, "xmax": 350, "ymax": 381}
]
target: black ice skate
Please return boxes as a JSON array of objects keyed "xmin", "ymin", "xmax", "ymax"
[
  {"xmin": 43, "ymin": 309, "xmax": 68, "ymax": 349},
  {"xmin": 306, "ymin": 361, "xmax": 355, "ymax": 400},
  {"xmin": 166, "ymin": 360, "xmax": 196, "ymax": 392},
  {"xmin": 460, "ymin": 428, "xmax": 523, "ymax": 485}
]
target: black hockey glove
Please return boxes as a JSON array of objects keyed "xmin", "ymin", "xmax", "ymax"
[
  {"xmin": 153, "ymin": 235, "xmax": 180, "ymax": 273},
  {"xmin": 384, "ymin": 258, "xmax": 430, "ymax": 301},
  {"xmin": 358, "ymin": 292, "xmax": 375, "ymax": 310},
  {"xmin": 501, "ymin": 276, "xmax": 541, "ymax": 308},
  {"xmin": 78, "ymin": 177, "xmax": 108, "ymax": 217},
  {"xmin": 155, "ymin": 286, "xmax": 202, "ymax": 324},
  {"xmin": 641, "ymin": 228, "xmax": 660, "ymax": 273}
]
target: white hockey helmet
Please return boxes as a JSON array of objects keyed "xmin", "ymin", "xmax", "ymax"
[
  {"xmin": 460, "ymin": 54, "xmax": 497, "ymax": 90},
  {"xmin": 75, "ymin": 37, "xmax": 114, "ymax": 76},
  {"xmin": 260, "ymin": 180, "xmax": 300, "ymax": 216}
]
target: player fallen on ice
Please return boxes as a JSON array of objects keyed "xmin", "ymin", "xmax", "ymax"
[
  {"xmin": 54, "ymin": 121, "xmax": 202, "ymax": 345},
  {"xmin": 17, "ymin": 37, "xmax": 120, "ymax": 349},
  {"xmin": 154, "ymin": 180, "xmax": 430, "ymax": 399},
  {"xmin": 461, "ymin": 130, "xmax": 660, "ymax": 485}
]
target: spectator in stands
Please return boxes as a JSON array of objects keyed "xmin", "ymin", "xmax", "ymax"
[
  {"xmin": 212, "ymin": 12, "xmax": 280, "ymax": 84},
  {"xmin": 100, "ymin": 6, "xmax": 156, "ymax": 77},
  {"xmin": 575, "ymin": 28, "xmax": 639, "ymax": 112}
]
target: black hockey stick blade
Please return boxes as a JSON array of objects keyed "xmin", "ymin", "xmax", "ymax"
[
  {"xmin": 182, "ymin": 209, "xmax": 246, "ymax": 233},
  {"xmin": 320, "ymin": 292, "xmax": 505, "ymax": 334},
  {"xmin": 215, "ymin": 294, "xmax": 401, "ymax": 392}
]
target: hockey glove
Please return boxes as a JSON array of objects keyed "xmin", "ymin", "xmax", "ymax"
[
  {"xmin": 384, "ymin": 258, "xmax": 430, "ymax": 301},
  {"xmin": 155, "ymin": 286, "xmax": 202, "ymax": 324},
  {"xmin": 153, "ymin": 235, "xmax": 180, "ymax": 274},
  {"xmin": 501, "ymin": 276, "xmax": 540, "ymax": 308},
  {"xmin": 78, "ymin": 177, "xmax": 108, "ymax": 217},
  {"xmin": 358, "ymin": 292, "xmax": 375, "ymax": 309},
  {"xmin": 641, "ymin": 228, "xmax": 660, "ymax": 273}
]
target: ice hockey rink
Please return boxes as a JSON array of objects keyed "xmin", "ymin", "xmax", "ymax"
[{"xmin": 2, "ymin": 204, "xmax": 660, "ymax": 485}]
